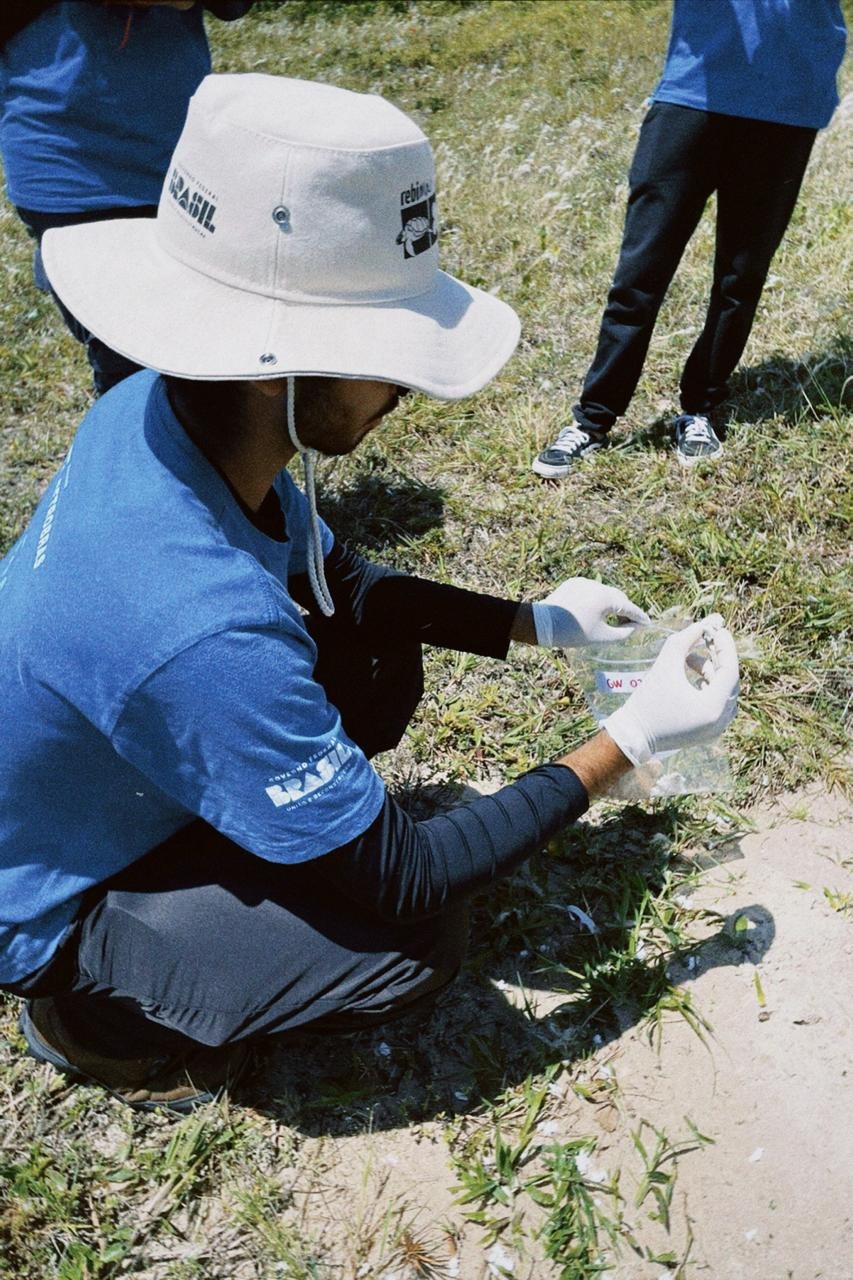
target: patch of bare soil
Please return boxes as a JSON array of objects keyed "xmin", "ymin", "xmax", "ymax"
[
  {"xmin": 605, "ymin": 788, "xmax": 853, "ymax": 1280},
  {"xmin": 246, "ymin": 789, "xmax": 852, "ymax": 1279}
]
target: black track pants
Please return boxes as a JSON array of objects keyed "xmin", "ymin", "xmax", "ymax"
[{"xmin": 573, "ymin": 103, "xmax": 816, "ymax": 433}]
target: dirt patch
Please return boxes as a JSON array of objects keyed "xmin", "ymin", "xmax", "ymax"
[
  {"xmin": 603, "ymin": 788, "xmax": 853, "ymax": 1280},
  {"xmin": 244, "ymin": 789, "xmax": 852, "ymax": 1278}
]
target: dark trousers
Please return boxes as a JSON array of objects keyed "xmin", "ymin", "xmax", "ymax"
[
  {"xmin": 8, "ymin": 627, "xmax": 467, "ymax": 1056},
  {"xmin": 16, "ymin": 205, "xmax": 154, "ymax": 396},
  {"xmin": 573, "ymin": 103, "xmax": 817, "ymax": 434}
]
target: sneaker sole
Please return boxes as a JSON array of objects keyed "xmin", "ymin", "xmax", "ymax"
[
  {"xmin": 20, "ymin": 1006, "xmax": 87, "ymax": 1079},
  {"xmin": 676, "ymin": 445, "xmax": 724, "ymax": 469},
  {"xmin": 531, "ymin": 457, "xmax": 572, "ymax": 478},
  {"xmin": 531, "ymin": 445, "xmax": 605, "ymax": 478}
]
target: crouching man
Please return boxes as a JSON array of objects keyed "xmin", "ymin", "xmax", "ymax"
[{"xmin": 0, "ymin": 75, "xmax": 738, "ymax": 1111}]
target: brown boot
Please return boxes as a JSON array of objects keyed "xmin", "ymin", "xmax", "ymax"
[{"xmin": 20, "ymin": 998, "xmax": 250, "ymax": 1113}]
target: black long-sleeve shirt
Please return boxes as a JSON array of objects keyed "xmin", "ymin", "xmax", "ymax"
[{"xmin": 289, "ymin": 543, "xmax": 589, "ymax": 919}]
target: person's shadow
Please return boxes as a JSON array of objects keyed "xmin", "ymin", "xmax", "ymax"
[
  {"xmin": 724, "ymin": 335, "xmax": 852, "ymax": 428},
  {"xmin": 239, "ymin": 795, "xmax": 774, "ymax": 1137},
  {"xmin": 634, "ymin": 334, "xmax": 851, "ymax": 450},
  {"xmin": 316, "ymin": 465, "xmax": 446, "ymax": 555}
]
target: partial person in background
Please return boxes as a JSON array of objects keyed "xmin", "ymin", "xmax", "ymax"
[
  {"xmin": 532, "ymin": 0, "xmax": 847, "ymax": 477},
  {"xmin": 0, "ymin": 0, "xmax": 254, "ymax": 394}
]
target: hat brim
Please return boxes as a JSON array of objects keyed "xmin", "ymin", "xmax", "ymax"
[{"xmin": 42, "ymin": 219, "xmax": 520, "ymax": 400}]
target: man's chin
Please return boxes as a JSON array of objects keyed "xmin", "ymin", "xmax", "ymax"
[
  {"xmin": 316, "ymin": 441, "xmax": 358, "ymax": 459},
  {"xmin": 307, "ymin": 423, "xmax": 376, "ymax": 457}
]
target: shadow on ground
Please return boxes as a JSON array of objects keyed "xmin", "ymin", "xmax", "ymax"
[
  {"xmin": 317, "ymin": 465, "xmax": 446, "ymax": 554},
  {"xmin": 630, "ymin": 334, "xmax": 851, "ymax": 451},
  {"xmin": 241, "ymin": 796, "xmax": 773, "ymax": 1138},
  {"xmin": 726, "ymin": 335, "xmax": 852, "ymax": 426}
]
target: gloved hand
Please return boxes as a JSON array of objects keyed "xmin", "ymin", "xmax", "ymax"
[
  {"xmin": 532, "ymin": 577, "xmax": 649, "ymax": 648},
  {"xmin": 602, "ymin": 614, "xmax": 739, "ymax": 765}
]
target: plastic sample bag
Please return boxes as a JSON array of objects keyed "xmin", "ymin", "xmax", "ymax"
[{"xmin": 573, "ymin": 612, "xmax": 734, "ymax": 799}]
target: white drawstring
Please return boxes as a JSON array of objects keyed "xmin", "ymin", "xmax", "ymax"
[{"xmin": 286, "ymin": 376, "xmax": 335, "ymax": 617}]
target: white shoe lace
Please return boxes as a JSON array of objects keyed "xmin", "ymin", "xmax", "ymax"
[
  {"xmin": 681, "ymin": 415, "xmax": 715, "ymax": 447},
  {"xmin": 552, "ymin": 423, "xmax": 591, "ymax": 451}
]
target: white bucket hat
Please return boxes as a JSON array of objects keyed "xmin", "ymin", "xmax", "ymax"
[{"xmin": 41, "ymin": 73, "xmax": 520, "ymax": 399}]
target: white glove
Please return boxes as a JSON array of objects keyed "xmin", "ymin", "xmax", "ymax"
[
  {"xmin": 532, "ymin": 577, "xmax": 649, "ymax": 648},
  {"xmin": 603, "ymin": 614, "xmax": 739, "ymax": 765}
]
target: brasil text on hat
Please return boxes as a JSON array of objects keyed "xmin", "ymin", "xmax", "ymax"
[{"xmin": 42, "ymin": 74, "xmax": 520, "ymax": 398}]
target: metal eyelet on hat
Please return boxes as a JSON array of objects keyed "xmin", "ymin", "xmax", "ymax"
[
  {"xmin": 259, "ymin": 352, "xmax": 278, "ymax": 365},
  {"xmin": 272, "ymin": 205, "xmax": 291, "ymax": 231}
]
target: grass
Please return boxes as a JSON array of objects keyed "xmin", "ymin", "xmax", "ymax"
[{"xmin": 1, "ymin": 1, "xmax": 852, "ymax": 1276}]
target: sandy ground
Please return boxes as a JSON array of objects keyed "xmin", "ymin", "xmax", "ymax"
[
  {"xmin": 604, "ymin": 787, "xmax": 853, "ymax": 1280},
  {"xmin": 253, "ymin": 787, "xmax": 852, "ymax": 1280}
]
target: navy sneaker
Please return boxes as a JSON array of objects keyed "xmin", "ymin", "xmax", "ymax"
[
  {"xmin": 532, "ymin": 423, "xmax": 609, "ymax": 478},
  {"xmin": 673, "ymin": 414, "xmax": 723, "ymax": 467},
  {"xmin": 20, "ymin": 998, "xmax": 250, "ymax": 1113}
]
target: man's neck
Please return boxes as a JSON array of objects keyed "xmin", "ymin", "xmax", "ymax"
[{"xmin": 165, "ymin": 378, "xmax": 296, "ymax": 513}]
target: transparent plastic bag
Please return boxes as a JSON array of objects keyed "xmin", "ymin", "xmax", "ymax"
[{"xmin": 572, "ymin": 609, "xmax": 733, "ymax": 799}]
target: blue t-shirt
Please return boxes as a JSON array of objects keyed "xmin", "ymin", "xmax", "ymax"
[
  {"xmin": 0, "ymin": 2, "xmax": 211, "ymax": 211},
  {"xmin": 0, "ymin": 372, "xmax": 385, "ymax": 985},
  {"xmin": 653, "ymin": 0, "xmax": 847, "ymax": 129}
]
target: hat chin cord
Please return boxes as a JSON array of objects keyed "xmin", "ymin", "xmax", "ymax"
[{"xmin": 286, "ymin": 376, "xmax": 335, "ymax": 618}]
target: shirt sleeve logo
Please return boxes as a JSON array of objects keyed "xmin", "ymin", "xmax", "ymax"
[{"xmin": 264, "ymin": 739, "xmax": 354, "ymax": 808}]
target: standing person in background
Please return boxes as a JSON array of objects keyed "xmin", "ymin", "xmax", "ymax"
[
  {"xmin": 0, "ymin": 0, "xmax": 254, "ymax": 395},
  {"xmin": 532, "ymin": 0, "xmax": 847, "ymax": 477}
]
